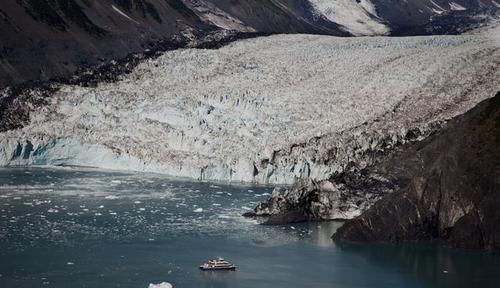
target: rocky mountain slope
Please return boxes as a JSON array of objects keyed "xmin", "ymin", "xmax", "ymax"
[
  {"xmin": 0, "ymin": 0, "xmax": 344, "ymax": 87},
  {"xmin": 1, "ymin": 0, "xmax": 498, "ymax": 87},
  {"xmin": 332, "ymin": 91, "xmax": 500, "ymax": 250},
  {"xmin": 1, "ymin": 25, "xmax": 499, "ymax": 184}
]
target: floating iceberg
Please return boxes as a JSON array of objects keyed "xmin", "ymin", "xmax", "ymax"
[{"xmin": 148, "ymin": 282, "xmax": 173, "ymax": 288}]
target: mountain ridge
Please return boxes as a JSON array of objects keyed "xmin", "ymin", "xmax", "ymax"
[{"xmin": 1, "ymin": 0, "xmax": 498, "ymax": 87}]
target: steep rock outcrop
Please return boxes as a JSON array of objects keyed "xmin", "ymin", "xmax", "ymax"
[
  {"xmin": 244, "ymin": 172, "xmax": 395, "ymax": 223},
  {"xmin": 333, "ymin": 92, "xmax": 500, "ymax": 249}
]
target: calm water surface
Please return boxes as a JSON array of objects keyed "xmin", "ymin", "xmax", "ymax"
[{"xmin": 0, "ymin": 168, "xmax": 499, "ymax": 288}]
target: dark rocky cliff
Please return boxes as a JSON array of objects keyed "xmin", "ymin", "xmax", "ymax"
[{"xmin": 333, "ymin": 92, "xmax": 500, "ymax": 250}]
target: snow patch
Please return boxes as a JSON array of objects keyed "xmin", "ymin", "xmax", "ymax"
[
  {"xmin": 183, "ymin": 1, "xmax": 255, "ymax": 32},
  {"xmin": 449, "ymin": 2, "xmax": 466, "ymax": 11},
  {"xmin": 112, "ymin": 5, "xmax": 139, "ymax": 24},
  {"xmin": 309, "ymin": 0, "xmax": 390, "ymax": 35},
  {"xmin": 429, "ymin": 0, "xmax": 446, "ymax": 14}
]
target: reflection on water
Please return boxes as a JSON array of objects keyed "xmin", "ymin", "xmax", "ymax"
[
  {"xmin": 306, "ymin": 221, "xmax": 343, "ymax": 247},
  {"xmin": 0, "ymin": 167, "xmax": 499, "ymax": 288},
  {"xmin": 201, "ymin": 270, "xmax": 236, "ymax": 283},
  {"xmin": 337, "ymin": 242, "xmax": 500, "ymax": 288}
]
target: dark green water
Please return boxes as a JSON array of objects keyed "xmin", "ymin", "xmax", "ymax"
[{"xmin": 0, "ymin": 167, "xmax": 498, "ymax": 288}]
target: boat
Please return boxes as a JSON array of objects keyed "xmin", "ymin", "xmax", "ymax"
[{"xmin": 199, "ymin": 257, "xmax": 237, "ymax": 271}]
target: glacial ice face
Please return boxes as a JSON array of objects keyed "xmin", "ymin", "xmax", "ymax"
[{"xmin": 1, "ymin": 29, "xmax": 499, "ymax": 184}]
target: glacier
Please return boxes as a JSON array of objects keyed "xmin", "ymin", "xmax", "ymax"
[{"xmin": 0, "ymin": 26, "xmax": 499, "ymax": 184}]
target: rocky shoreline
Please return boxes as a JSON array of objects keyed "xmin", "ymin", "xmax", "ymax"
[
  {"xmin": 247, "ymin": 91, "xmax": 500, "ymax": 250},
  {"xmin": 332, "ymin": 92, "xmax": 500, "ymax": 250}
]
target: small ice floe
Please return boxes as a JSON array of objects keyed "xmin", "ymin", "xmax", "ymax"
[
  {"xmin": 139, "ymin": 208, "xmax": 146, "ymax": 211},
  {"xmin": 95, "ymin": 213, "xmax": 102, "ymax": 216},
  {"xmin": 67, "ymin": 262, "xmax": 75, "ymax": 265},
  {"xmin": 47, "ymin": 208, "xmax": 59, "ymax": 213},
  {"xmin": 443, "ymin": 270, "xmax": 449, "ymax": 273},
  {"xmin": 193, "ymin": 208, "xmax": 203, "ymax": 213},
  {"xmin": 134, "ymin": 201, "xmax": 142, "ymax": 204},
  {"xmin": 290, "ymin": 226, "xmax": 296, "ymax": 230},
  {"xmin": 226, "ymin": 192, "xmax": 232, "ymax": 196},
  {"xmin": 247, "ymin": 189, "xmax": 254, "ymax": 193},
  {"xmin": 105, "ymin": 195, "xmax": 119, "ymax": 200},
  {"xmin": 98, "ymin": 205, "xmax": 105, "ymax": 209},
  {"xmin": 148, "ymin": 282, "xmax": 172, "ymax": 288},
  {"xmin": 111, "ymin": 180, "xmax": 122, "ymax": 184},
  {"xmin": 212, "ymin": 203, "xmax": 221, "ymax": 206}
]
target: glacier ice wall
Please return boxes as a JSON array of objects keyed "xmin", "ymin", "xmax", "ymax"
[{"xmin": 1, "ymin": 28, "xmax": 499, "ymax": 184}]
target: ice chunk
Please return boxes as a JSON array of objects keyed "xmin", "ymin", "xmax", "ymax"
[{"xmin": 148, "ymin": 283, "xmax": 173, "ymax": 288}]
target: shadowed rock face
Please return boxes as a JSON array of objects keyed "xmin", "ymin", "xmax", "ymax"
[
  {"xmin": 333, "ymin": 92, "xmax": 500, "ymax": 250},
  {"xmin": 244, "ymin": 172, "xmax": 397, "ymax": 224}
]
